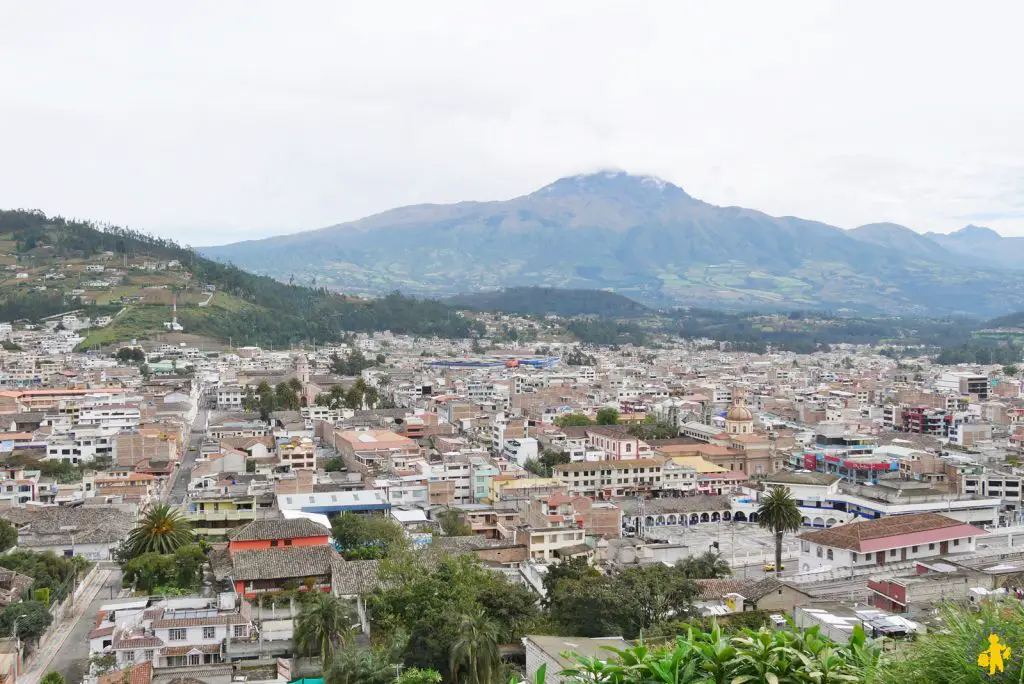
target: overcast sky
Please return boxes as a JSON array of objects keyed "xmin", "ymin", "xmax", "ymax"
[{"xmin": 3, "ymin": 2, "xmax": 1024, "ymax": 245}]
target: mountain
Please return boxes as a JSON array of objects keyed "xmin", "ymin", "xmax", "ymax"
[
  {"xmin": 924, "ymin": 225, "xmax": 1024, "ymax": 271},
  {"xmin": 846, "ymin": 223, "xmax": 967, "ymax": 265},
  {"xmin": 0, "ymin": 210, "xmax": 481, "ymax": 348},
  {"xmin": 448, "ymin": 287, "xmax": 651, "ymax": 318},
  {"xmin": 201, "ymin": 172, "xmax": 1024, "ymax": 317}
]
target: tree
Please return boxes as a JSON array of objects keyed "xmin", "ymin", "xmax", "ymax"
[
  {"xmin": 396, "ymin": 668, "xmax": 442, "ymax": 684},
  {"xmin": 542, "ymin": 556, "xmax": 600, "ymax": 600},
  {"xmin": 125, "ymin": 504, "xmax": 193, "ymax": 556},
  {"xmin": 122, "ymin": 553, "xmax": 175, "ymax": 593},
  {"xmin": 369, "ymin": 554, "xmax": 538, "ymax": 679},
  {"xmin": 295, "ymin": 592, "xmax": 352, "ymax": 666},
  {"xmin": 0, "ymin": 601, "xmax": 52, "ymax": 641},
  {"xmin": 0, "ymin": 518, "xmax": 16, "ymax": 553},
  {"xmin": 326, "ymin": 644, "xmax": 399, "ymax": 684},
  {"xmin": 553, "ymin": 413, "xmax": 592, "ymax": 428},
  {"xmin": 363, "ymin": 385, "xmax": 380, "ymax": 409},
  {"xmin": 546, "ymin": 562, "xmax": 698, "ymax": 639},
  {"xmin": 627, "ymin": 418, "xmax": 678, "ymax": 441},
  {"xmin": 437, "ymin": 509, "xmax": 472, "ymax": 537},
  {"xmin": 677, "ymin": 551, "xmax": 731, "ymax": 579},
  {"xmin": 344, "ymin": 379, "xmax": 367, "ymax": 410},
  {"xmin": 88, "ymin": 654, "xmax": 118, "ymax": 675},
  {"xmin": 448, "ymin": 608, "xmax": 501, "ymax": 684},
  {"xmin": 0, "ymin": 550, "xmax": 86, "ymax": 602},
  {"xmin": 331, "ymin": 513, "xmax": 406, "ymax": 558},
  {"xmin": 757, "ymin": 487, "xmax": 803, "ymax": 578},
  {"xmin": 40, "ymin": 672, "xmax": 65, "ymax": 684},
  {"xmin": 595, "ymin": 407, "xmax": 620, "ymax": 425},
  {"xmin": 1005, "ymin": 364, "xmax": 1019, "ymax": 376},
  {"xmin": 331, "ymin": 512, "xmax": 368, "ymax": 551},
  {"xmin": 173, "ymin": 543, "xmax": 208, "ymax": 589},
  {"xmin": 275, "ymin": 382, "xmax": 301, "ymax": 411},
  {"xmin": 524, "ymin": 449, "xmax": 571, "ymax": 478}
]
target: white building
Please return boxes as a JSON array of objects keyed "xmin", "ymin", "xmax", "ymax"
[
  {"xmin": 796, "ymin": 512, "xmax": 985, "ymax": 573},
  {"xmin": 936, "ymin": 371, "xmax": 989, "ymax": 400},
  {"xmin": 661, "ymin": 461, "xmax": 698, "ymax": 494},
  {"xmin": 502, "ymin": 438, "xmax": 539, "ymax": 467},
  {"xmin": 45, "ymin": 427, "xmax": 118, "ymax": 464},
  {"xmin": 216, "ymin": 385, "xmax": 245, "ymax": 411}
]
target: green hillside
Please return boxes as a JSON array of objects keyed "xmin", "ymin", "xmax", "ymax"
[{"xmin": 0, "ymin": 210, "xmax": 482, "ymax": 347}]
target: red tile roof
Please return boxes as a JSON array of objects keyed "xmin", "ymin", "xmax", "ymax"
[
  {"xmin": 99, "ymin": 661, "xmax": 153, "ymax": 684},
  {"xmin": 798, "ymin": 513, "xmax": 985, "ymax": 552}
]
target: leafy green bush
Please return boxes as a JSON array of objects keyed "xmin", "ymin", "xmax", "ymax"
[
  {"xmin": 558, "ymin": 621, "xmax": 880, "ymax": 684},
  {"xmin": 880, "ymin": 601, "xmax": 1024, "ymax": 684}
]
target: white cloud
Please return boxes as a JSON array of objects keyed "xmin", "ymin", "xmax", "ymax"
[{"xmin": 2, "ymin": 1, "xmax": 1024, "ymax": 244}]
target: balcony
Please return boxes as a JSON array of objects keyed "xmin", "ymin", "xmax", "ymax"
[
  {"xmin": 187, "ymin": 509, "xmax": 258, "ymax": 522},
  {"xmin": 224, "ymin": 636, "xmax": 293, "ymax": 659}
]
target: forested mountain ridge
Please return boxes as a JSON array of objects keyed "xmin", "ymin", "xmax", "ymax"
[
  {"xmin": 202, "ymin": 171, "xmax": 1024, "ymax": 317},
  {"xmin": 0, "ymin": 210, "xmax": 482, "ymax": 347}
]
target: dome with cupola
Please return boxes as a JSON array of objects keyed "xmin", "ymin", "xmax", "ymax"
[
  {"xmin": 726, "ymin": 403, "xmax": 753, "ymax": 422},
  {"xmin": 724, "ymin": 397, "xmax": 754, "ymax": 435}
]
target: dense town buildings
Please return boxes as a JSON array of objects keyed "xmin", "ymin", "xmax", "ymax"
[{"xmin": 2, "ymin": 312, "xmax": 1024, "ymax": 683}]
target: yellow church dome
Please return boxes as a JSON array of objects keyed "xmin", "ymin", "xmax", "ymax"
[{"xmin": 726, "ymin": 403, "xmax": 753, "ymax": 422}]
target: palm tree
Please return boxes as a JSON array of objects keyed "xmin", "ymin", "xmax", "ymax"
[
  {"xmin": 125, "ymin": 503, "xmax": 193, "ymax": 556},
  {"xmin": 449, "ymin": 608, "xmax": 501, "ymax": 684},
  {"xmin": 325, "ymin": 646, "xmax": 396, "ymax": 684},
  {"xmin": 756, "ymin": 486, "xmax": 802, "ymax": 578},
  {"xmin": 294, "ymin": 592, "xmax": 351, "ymax": 666}
]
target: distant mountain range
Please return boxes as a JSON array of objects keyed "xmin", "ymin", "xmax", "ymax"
[{"xmin": 201, "ymin": 172, "xmax": 1024, "ymax": 317}]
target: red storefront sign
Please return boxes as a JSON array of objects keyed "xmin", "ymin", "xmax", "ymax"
[
  {"xmin": 803, "ymin": 453, "xmax": 817, "ymax": 470},
  {"xmin": 841, "ymin": 460, "xmax": 891, "ymax": 471}
]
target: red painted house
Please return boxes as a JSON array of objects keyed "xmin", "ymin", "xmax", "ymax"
[
  {"xmin": 223, "ymin": 518, "xmax": 336, "ymax": 598},
  {"xmin": 227, "ymin": 518, "xmax": 331, "ymax": 554}
]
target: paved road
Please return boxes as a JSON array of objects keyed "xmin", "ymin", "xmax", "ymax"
[
  {"xmin": 169, "ymin": 407, "xmax": 209, "ymax": 506},
  {"xmin": 22, "ymin": 568, "xmax": 122, "ymax": 684}
]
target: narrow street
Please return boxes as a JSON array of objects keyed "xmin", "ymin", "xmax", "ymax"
[
  {"xmin": 169, "ymin": 406, "xmax": 209, "ymax": 506},
  {"xmin": 21, "ymin": 568, "xmax": 122, "ymax": 684}
]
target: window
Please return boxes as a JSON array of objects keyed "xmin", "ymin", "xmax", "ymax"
[
  {"xmin": 270, "ymin": 540, "xmax": 279, "ymax": 547},
  {"xmin": 189, "ymin": 654, "xmax": 201, "ymax": 666},
  {"xmin": 929, "ymin": 543, "xmax": 935, "ymax": 550},
  {"xmin": 889, "ymin": 550, "xmax": 897, "ymax": 557},
  {"xmin": 852, "ymin": 553, "xmax": 858, "ymax": 562},
  {"xmin": 144, "ymin": 650, "xmax": 153, "ymax": 661},
  {"xmin": 864, "ymin": 553, "xmax": 872, "ymax": 560},
  {"xmin": 911, "ymin": 546, "xmax": 918, "ymax": 553},
  {"xmin": 169, "ymin": 629, "xmax": 186, "ymax": 641},
  {"xmin": 234, "ymin": 625, "xmax": 248, "ymax": 638},
  {"xmin": 826, "ymin": 549, "xmax": 834, "ymax": 560},
  {"xmin": 284, "ymin": 539, "xmax": 293, "ymax": 546},
  {"xmin": 816, "ymin": 546, "xmax": 822, "ymax": 558},
  {"xmin": 954, "ymin": 539, "xmax": 960, "ymax": 546},
  {"xmin": 203, "ymin": 627, "xmax": 215, "ymax": 639}
]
